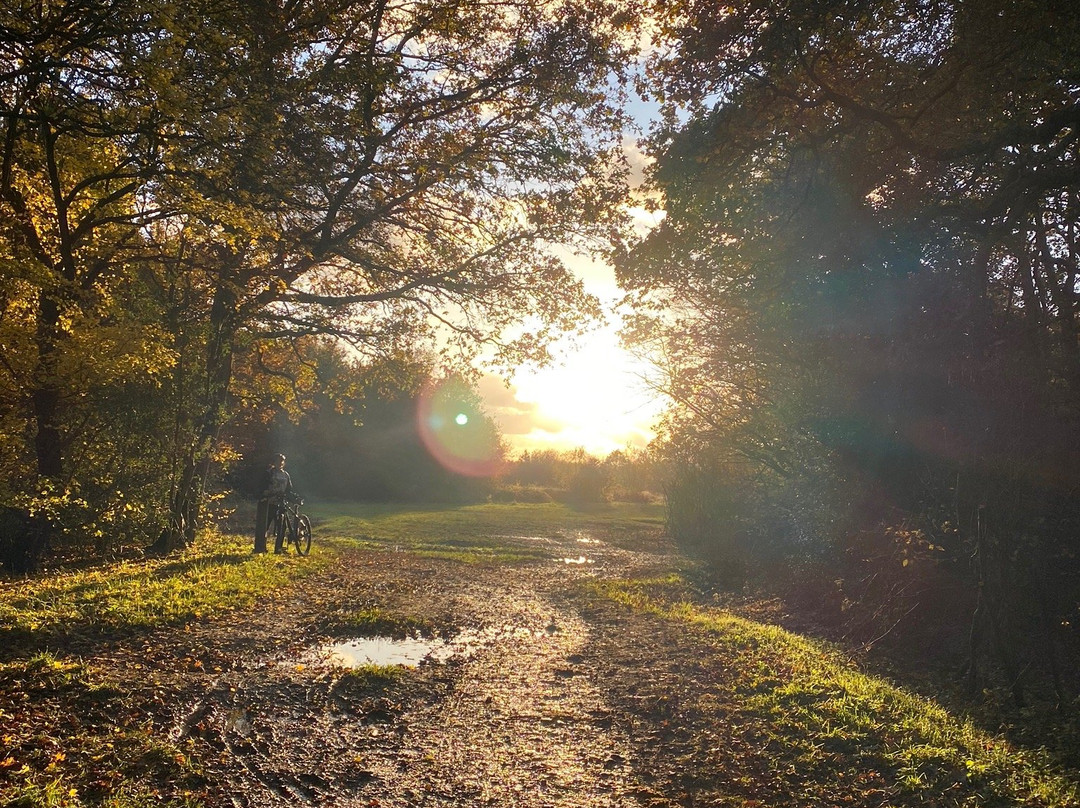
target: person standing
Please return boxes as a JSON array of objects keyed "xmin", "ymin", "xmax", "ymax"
[{"xmin": 254, "ymin": 453, "xmax": 292, "ymax": 553}]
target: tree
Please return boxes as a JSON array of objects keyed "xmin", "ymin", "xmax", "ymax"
[
  {"xmin": 624, "ymin": 0, "xmax": 1080, "ymax": 696},
  {"xmin": 143, "ymin": 0, "xmax": 638, "ymax": 548},
  {"xmin": 0, "ymin": 0, "xmax": 176, "ymax": 564},
  {"xmin": 1, "ymin": 0, "xmax": 641, "ymax": 558}
]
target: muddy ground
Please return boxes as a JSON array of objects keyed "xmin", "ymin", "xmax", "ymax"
[
  {"xmin": 90, "ymin": 525, "xmax": 744, "ymax": 807},
  {"xmin": 12, "ymin": 517, "xmax": 1078, "ymax": 807}
]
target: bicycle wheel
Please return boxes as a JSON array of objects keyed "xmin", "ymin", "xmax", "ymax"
[{"xmin": 294, "ymin": 514, "xmax": 312, "ymax": 556}]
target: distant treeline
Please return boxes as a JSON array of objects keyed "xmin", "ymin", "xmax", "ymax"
[
  {"xmin": 228, "ymin": 344, "xmax": 499, "ymax": 506},
  {"xmin": 231, "ymin": 347, "xmax": 662, "ymax": 507}
]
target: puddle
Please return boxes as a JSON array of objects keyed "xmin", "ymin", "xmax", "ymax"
[
  {"xmin": 309, "ymin": 624, "xmax": 546, "ymax": 669},
  {"xmin": 319, "ymin": 635, "xmax": 456, "ymax": 667},
  {"xmin": 560, "ymin": 556, "xmax": 595, "ymax": 565}
]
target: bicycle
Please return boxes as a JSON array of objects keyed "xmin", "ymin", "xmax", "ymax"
[{"xmin": 272, "ymin": 493, "xmax": 312, "ymax": 556}]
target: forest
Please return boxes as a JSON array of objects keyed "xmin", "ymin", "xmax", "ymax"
[
  {"xmin": 0, "ymin": 0, "xmax": 637, "ymax": 563},
  {"xmin": 2, "ymin": 0, "xmax": 1080, "ymax": 745},
  {"xmin": 622, "ymin": 0, "xmax": 1080, "ymax": 710}
]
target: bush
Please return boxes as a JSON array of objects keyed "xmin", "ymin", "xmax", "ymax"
[
  {"xmin": 664, "ymin": 465, "xmax": 750, "ymax": 588},
  {"xmin": 0, "ymin": 506, "xmax": 47, "ymax": 574},
  {"xmin": 490, "ymin": 484, "xmax": 554, "ymax": 503}
]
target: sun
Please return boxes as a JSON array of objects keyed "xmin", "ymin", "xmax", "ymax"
[
  {"xmin": 486, "ymin": 322, "xmax": 665, "ymax": 456},
  {"xmin": 481, "ymin": 239, "xmax": 668, "ymax": 457}
]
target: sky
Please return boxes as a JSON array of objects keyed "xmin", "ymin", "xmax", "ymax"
[
  {"xmin": 478, "ymin": 137, "xmax": 669, "ymax": 458},
  {"xmin": 477, "ymin": 290, "xmax": 666, "ymax": 457}
]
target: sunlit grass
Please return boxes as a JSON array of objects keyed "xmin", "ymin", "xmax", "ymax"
[
  {"xmin": 0, "ymin": 530, "xmax": 329, "ymax": 642},
  {"xmin": 592, "ymin": 576, "xmax": 1080, "ymax": 807},
  {"xmin": 314, "ymin": 500, "xmax": 666, "ymax": 563},
  {"xmin": 319, "ymin": 605, "xmax": 431, "ymax": 638},
  {"xmin": 336, "ymin": 662, "xmax": 405, "ymax": 689}
]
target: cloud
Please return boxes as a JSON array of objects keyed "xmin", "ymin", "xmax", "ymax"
[
  {"xmin": 622, "ymin": 134, "xmax": 653, "ymax": 190},
  {"xmin": 477, "ymin": 375, "xmax": 564, "ymax": 437}
]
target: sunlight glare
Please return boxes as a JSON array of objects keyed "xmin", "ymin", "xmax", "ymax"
[
  {"xmin": 487, "ymin": 321, "xmax": 664, "ymax": 457},
  {"xmin": 481, "ymin": 239, "xmax": 667, "ymax": 458},
  {"xmin": 418, "ymin": 379, "xmax": 503, "ymax": 476}
]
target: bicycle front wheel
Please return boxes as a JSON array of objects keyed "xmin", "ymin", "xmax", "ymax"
[
  {"xmin": 294, "ymin": 515, "xmax": 312, "ymax": 556},
  {"xmin": 273, "ymin": 511, "xmax": 286, "ymax": 552}
]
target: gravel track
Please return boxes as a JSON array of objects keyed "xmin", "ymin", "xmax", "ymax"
[{"xmin": 93, "ymin": 529, "xmax": 680, "ymax": 807}]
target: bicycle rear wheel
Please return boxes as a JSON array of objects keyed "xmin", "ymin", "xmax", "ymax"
[{"xmin": 294, "ymin": 515, "xmax": 312, "ymax": 556}]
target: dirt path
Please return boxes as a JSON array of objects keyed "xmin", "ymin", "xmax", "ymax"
[
  {"xmin": 92, "ymin": 528, "xmax": 681, "ymax": 807},
  {"xmin": 359, "ymin": 576, "xmax": 638, "ymax": 806},
  {"xmin": 22, "ymin": 521, "xmax": 1079, "ymax": 807}
]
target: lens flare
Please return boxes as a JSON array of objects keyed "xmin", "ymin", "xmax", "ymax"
[{"xmin": 417, "ymin": 379, "xmax": 503, "ymax": 477}]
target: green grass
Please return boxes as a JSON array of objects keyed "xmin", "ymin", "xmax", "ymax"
[
  {"xmin": 592, "ymin": 575, "xmax": 1080, "ymax": 808},
  {"xmin": 335, "ymin": 663, "xmax": 406, "ymax": 689},
  {"xmin": 0, "ymin": 530, "xmax": 332, "ymax": 808},
  {"xmin": 314, "ymin": 500, "xmax": 666, "ymax": 563},
  {"xmin": 0, "ymin": 530, "xmax": 329, "ymax": 646},
  {"xmin": 318, "ymin": 605, "xmax": 431, "ymax": 638}
]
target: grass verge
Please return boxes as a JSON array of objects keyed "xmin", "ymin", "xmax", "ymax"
[
  {"xmin": 0, "ymin": 529, "xmax": 331, "ymax": 808},
  {"xmin": 591, "ymin": 575, "xmax": 1080, "ymax": 808},
  {"xmin": 0, "ymin": 530, "xmax": 329, "ymax": 650}
]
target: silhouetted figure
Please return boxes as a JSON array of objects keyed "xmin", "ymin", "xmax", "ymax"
[{"xmin": 254, "ymin": 454, "xmax": 292, "ymax": 553}]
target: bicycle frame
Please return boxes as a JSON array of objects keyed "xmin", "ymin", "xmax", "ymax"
[{"xmin": 272, "ymin": 495, "xmax": 311, "ymax": 555}]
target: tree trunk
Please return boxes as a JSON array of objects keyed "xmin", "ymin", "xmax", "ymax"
[
  {"xmin": 15, "ymin": 291, "xmax": 68, "ymax": 570},
  {"xmin": 152, "ymin": 280, "xmax": 240, "ymax": 553},
  {"xmin": 32, "ymin": 294, "xmax": 65, "ymax": 480}
]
